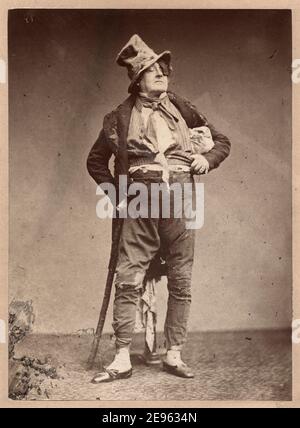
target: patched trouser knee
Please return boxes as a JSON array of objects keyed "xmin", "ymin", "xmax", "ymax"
[
  {"xmin": 112, "ymin": 216, "xmax": 161, "ymax": 347},
  {"xmin": 164, "ymin": 271, "xmax": 193, "ymax": 349},
  {"xmin": 112, "ymin": 269, "xmax": 146, "ymax": 347},
  {"xmin": 158, "ymin": 201, "xmax": 195, "ymax": 349}
]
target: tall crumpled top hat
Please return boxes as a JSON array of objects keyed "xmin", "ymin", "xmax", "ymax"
[{"xmin": 116, "ymin": 34, "xmax": 172, "ymax": 93}]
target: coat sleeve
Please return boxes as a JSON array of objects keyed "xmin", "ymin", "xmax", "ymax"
[
  {"xmin": 86, "ymin": 127, "xmax": 115, "ymax": 186},
  {"xmin": 201, "ymin": 121, "xmax": 231, "ymax": 171}
]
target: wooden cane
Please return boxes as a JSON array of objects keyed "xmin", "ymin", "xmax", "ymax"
[{"xmin": 87, "ymin": 219, "xmax": 123, "ymax": 370}]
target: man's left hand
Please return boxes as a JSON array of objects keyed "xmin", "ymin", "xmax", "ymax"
[{"xmin": 190, "ymin": 154, "xmax": 210, "ymax": 174}]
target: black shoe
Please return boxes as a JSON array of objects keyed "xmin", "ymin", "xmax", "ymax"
[
  {"xmin": 162, "ymin": 361, "xmax": 194, "ymax": 378},
  {"xmin": 140, "ymin": 349, "xmax": 161, "ymax": 365},
  {"xmin": 91, "ymin": 367, "xmax": 132, "ymax": 384}
]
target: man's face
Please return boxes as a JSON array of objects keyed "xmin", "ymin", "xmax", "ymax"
[{"xmin": 138, "ymin": 61, "xmax": 169, "ymax": 97}]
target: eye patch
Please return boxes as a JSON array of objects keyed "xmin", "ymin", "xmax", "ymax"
[{"xmin": 157, "ymin": 59, "xmax": 171, "ymax": 76}]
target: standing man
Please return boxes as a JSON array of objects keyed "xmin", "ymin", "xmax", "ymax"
[{"xmin": 87, "ymin": 34, "xmax": 230, "ymax": 383}]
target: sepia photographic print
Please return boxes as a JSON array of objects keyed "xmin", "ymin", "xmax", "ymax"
[{"xmin": 1, "ymin": 1, "xmax": 300, "ymax": 408}]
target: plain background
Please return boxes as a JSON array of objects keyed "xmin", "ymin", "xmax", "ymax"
[{"xmin": 8, "ymin": 9, "xmax": 292, "ymax": 334}]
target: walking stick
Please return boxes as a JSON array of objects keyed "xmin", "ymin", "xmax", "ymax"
[{"xmin": 87, "ymin": 218, "xmax": 123, "ymax": 370}]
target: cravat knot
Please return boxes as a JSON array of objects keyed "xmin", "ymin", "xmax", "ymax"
[
  {"xmin": 151, "ymin": 101, "xmax": 160, "ymax": 111},
  {"xmin": 139, "ymin": 96, "xmax": 163, "ymax": 111},
  {"xmin": 138, "ymin": 95, "xmax": 178, "ymax": 127}
]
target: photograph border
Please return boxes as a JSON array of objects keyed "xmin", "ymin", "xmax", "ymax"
[{"xmin": 0, "ymin": 0, "xmax": 299, "ymax": 408}]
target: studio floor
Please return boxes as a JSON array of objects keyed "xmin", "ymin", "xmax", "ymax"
[{"xmin": 13, "ymin": 329, "xmax": 292, "ymax": 401}]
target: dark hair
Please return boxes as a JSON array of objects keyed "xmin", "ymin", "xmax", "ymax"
[{"xmin": 130, "ymin": 76, "xmax": 142, "ymax": 95}]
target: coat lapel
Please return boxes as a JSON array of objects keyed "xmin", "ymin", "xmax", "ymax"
[
  {"xmin": 114, "ymin": 95, "xmax": 135, "ymax": 175},
  {"xmin": 167, "ymin": 91, "xmax": 207, "ymax": 128}
]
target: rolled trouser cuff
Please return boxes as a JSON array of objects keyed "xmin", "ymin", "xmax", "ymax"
[
  {"xmin": 168, "ymin": 344, "xmax": 183, "ymax": 351},
  {"xmin": 115, "ymin": 336, "xmax": 133, "ymax": 348}
]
